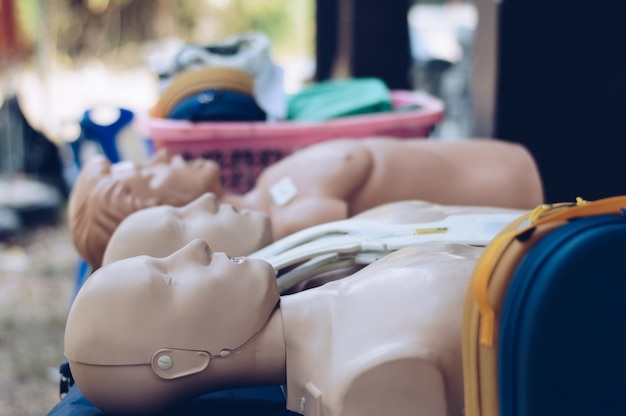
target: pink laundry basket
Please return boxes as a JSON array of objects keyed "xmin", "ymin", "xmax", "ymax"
[{"xmin": 138, "ymin": 90, "xmax": 444, "ymax": 193}]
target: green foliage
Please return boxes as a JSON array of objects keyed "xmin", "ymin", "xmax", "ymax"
[
  {"xmin": 14, "ymin": 0, "xmax": 315, "ymax": 65},
  {"xmin": 14, "ymin": 0, "xmax": 39, "ymax": 43},
  {"xmin": 178, "ymin": 0, "xmax": 315, "ymax": 57}
]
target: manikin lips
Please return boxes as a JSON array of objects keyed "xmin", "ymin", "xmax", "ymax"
[
  {"xmin": 229, "ymin": 256, "xmax": 246, "ymax": 264},
  {"xmin": 227, "ymin": 204, "xmax": 250, "ymax": 215}
]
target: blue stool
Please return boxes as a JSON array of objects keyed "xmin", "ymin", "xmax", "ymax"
[
  {"xmin": 70, "ymin": 107, "xmax": 134, "ymax": 298},
  {"xmin": 70, "ymin": 107, "xmax": 134, "ymax": 168}
]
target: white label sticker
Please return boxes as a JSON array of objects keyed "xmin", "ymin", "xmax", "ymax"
[{"xmin": 269, "ymin": 177, "xmax": 298, "ymax": 206}]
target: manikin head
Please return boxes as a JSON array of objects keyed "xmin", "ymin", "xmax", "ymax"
[
  {"xmin": 68, "ymin": 151, "xmax": 222, "ymax": 269},
  {"xmin": 64, "ymin": 239, "xmax": 279, "ymax": 414},
  {"xmin": 102, "ymin": 192, "xmax": 272, "ymax": 266}
]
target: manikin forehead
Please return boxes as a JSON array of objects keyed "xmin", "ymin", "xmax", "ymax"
[
  {"xmin": 87, "ymin": 255, "xmax": 167, "ymax": 293},
  {"xmin": 115, "ymin": 207, "xmax": 185, "ymax": 242},
  {"xmin": 139, "ymin": 154, "xmax": 200, "ymax": 176},
  {"xmin": 90, "ymin": 252, "xmax": 214, "ymax": 295},
  {"xmin": 143, "ymin": 205, "xmax": 184, "ymax": 222},
  {"xmin": 106, "ymin": 151, "xmax": 181, "ymax": 180}
]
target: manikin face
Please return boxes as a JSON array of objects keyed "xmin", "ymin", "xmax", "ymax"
[
  {"xmin": 109, "ymin": 152, "xmax": 222, "ymax": 209},
  {"xmin": 69, "ymin": 152, "xmax": 222, "ymax": 270},
  {"xmin": 66, "ymin": 239, "xmax": 279, "ymax": 367},
  {"xmin": 102, "ymin": 193, "xmax": 272, "ymax": 265}
]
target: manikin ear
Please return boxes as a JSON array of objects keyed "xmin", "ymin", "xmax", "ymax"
[{"xmin": 151, "ymin": 348, "xmax": 211, "ymax": 380}]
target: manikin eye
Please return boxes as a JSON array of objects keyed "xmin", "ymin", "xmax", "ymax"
[
  {"xmin": 152, "ymin": 261, "xmax": 174, "ymax": 286},
  {"xmin": 173, "ymin": 211, "xmax": 185, "ymax": 228},
  {"xmin": 164, "ymin": 208, "xmax": 185, "ymax": 228},
  {"xmin": 230, "ymin": 256, "xmax": 245, "ymax": 264}
]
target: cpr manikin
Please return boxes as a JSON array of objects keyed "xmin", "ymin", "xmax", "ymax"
[
  {"xmin": 69, "ymin": 137, "xmax": 543, "ymax": 269},
  {"xmin": 68, "ymin": 150, "xmax": 222, "ymax": 269},
  {"xmin": 102, "ymin": 194, "xmax": 524, "ymax": 269},
  {"xmin": 102, "ymin": 192, "xmax": 273, "ymax": 265},
  {"xmin": 222, "ymin": 137, "xmax": 544, "ymax": 238},
  {"xmin": 65, "ymin": 239, "xmax": 482, "ymax": 415}
]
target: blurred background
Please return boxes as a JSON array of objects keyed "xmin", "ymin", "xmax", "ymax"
[
  {"xmin": 0, "ymin": 1, "xmax": 478, "ymax": 413},
  {"xmin": 1, "ymin": 0, "xmax": 475, "ymax": 140},
  {"xmin": 3, "ymin": 0, "xmax": 626, "ymax": 414}
]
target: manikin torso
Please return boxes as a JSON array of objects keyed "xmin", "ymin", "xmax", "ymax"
[
  {"xmin": 223, "ymin": 137, "xmax": 543, "ymax": 238},
  {"xmin": 280, "ymin": 243, "xmax": 479, "ymax": 416},
  {"xmin": 102, "ymin": 194, "xmax": 524, "ymax": 270},
  {"xmin": 70, "ymin": 137, "xmax": 542, "ymax": 268},
  {"xmin": 65, "ymin": 239, "xmax": 484, "ymax": 416}
]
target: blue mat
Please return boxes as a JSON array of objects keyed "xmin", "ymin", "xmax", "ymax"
[{"xmin": 48, "ymin": 384, "xmax": 298, "ymax": 416}]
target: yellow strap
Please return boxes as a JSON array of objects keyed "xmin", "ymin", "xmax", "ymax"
[
  {"xmin": 473, "ymin": 229, "xmax": 520, "ymax": 346},
  {"xmin": 474, "ymin": 195, "xmax": 626, "ymax": 346}
]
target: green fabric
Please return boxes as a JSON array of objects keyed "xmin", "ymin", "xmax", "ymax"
[{"xmin": 287, "ymin": 78, "xmax": 393, "ymax": 121}]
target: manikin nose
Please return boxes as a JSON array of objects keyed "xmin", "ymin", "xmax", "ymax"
[
  {"xmin": 176, "ymin": 239, "xmax": 213, "ymax": 265},
  {"xmin": 193, "ymin": 192, "xmax": 219, "ymax": 212}
]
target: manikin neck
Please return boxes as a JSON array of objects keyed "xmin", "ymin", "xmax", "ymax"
[{"xmin": 195, "ymin": 306, "xmax": 287, "ymax": 391}]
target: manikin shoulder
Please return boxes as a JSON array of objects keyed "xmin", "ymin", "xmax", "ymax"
[
  {"xmin": 255, "ymin": 139, "xmax": 374, "ymax": 188},
  {"xmin": 233, "ymin": 139, "xmax": 375, "ymax": 215}
]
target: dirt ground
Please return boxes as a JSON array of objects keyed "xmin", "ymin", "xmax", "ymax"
[
  {"xmin": 0, "ymin": 64, "xmax": 159, "ymax": 416},
  {"xmin": 0, "ymin": 209, "xmax": 76, "ymax": 416}
]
